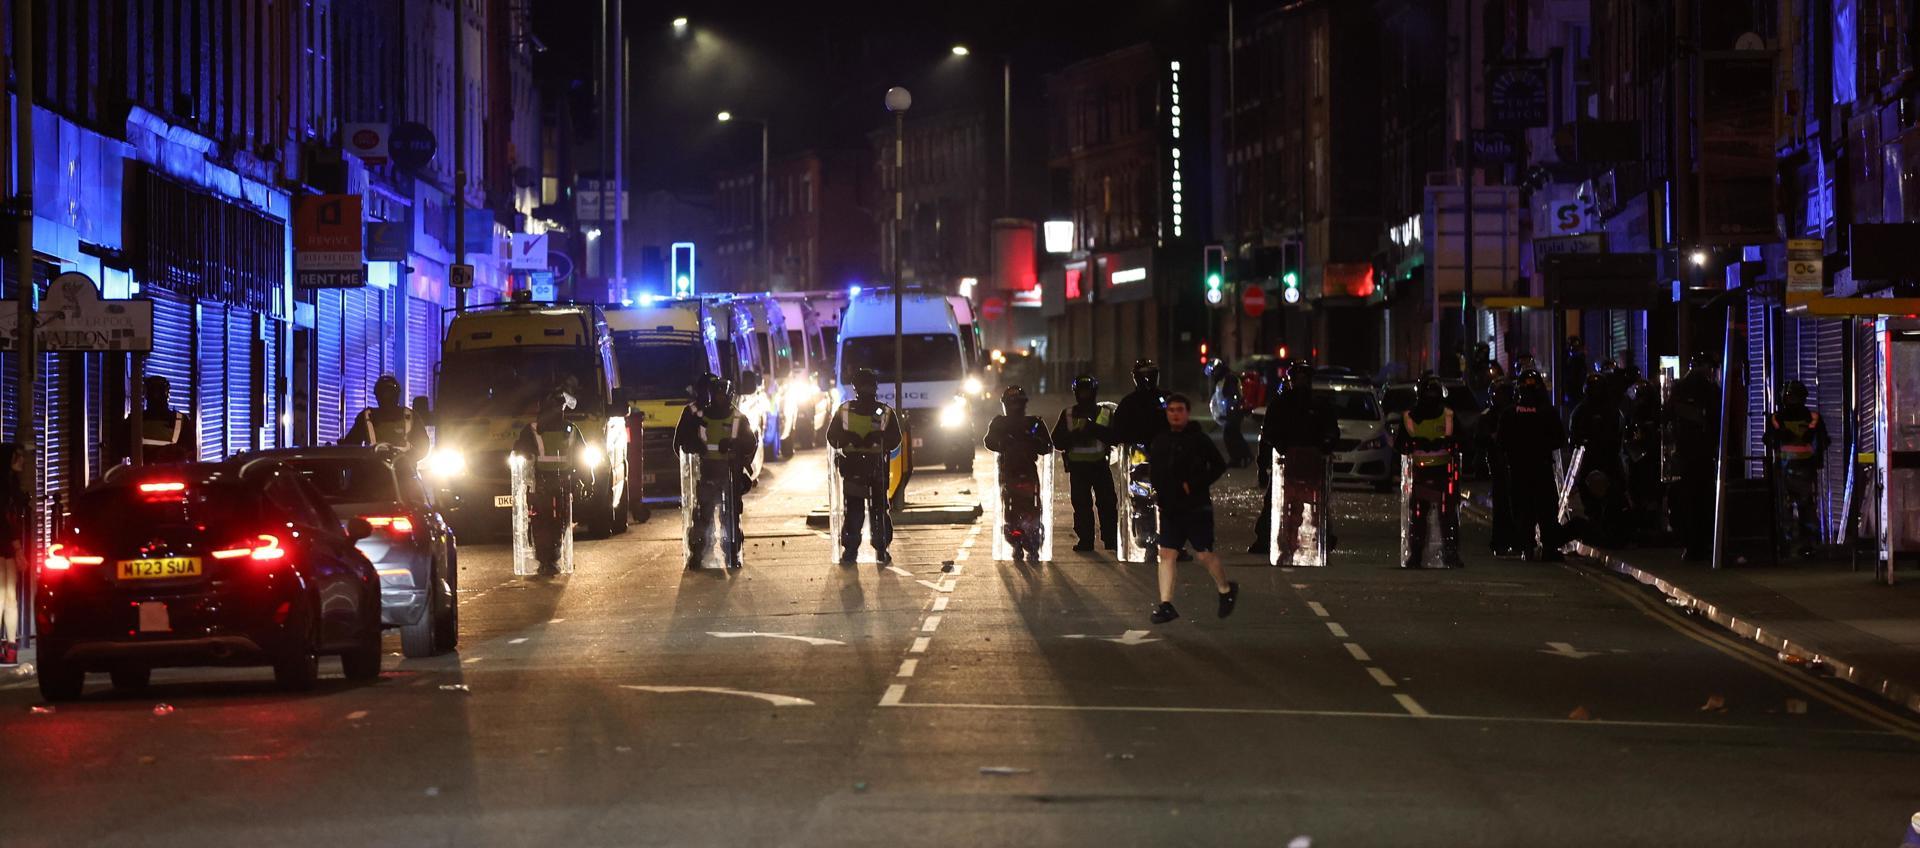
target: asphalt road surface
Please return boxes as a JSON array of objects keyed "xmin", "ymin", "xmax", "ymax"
[{"xmin": 3, "ymin": 446, "xmax": 1919, "ymax": 847}]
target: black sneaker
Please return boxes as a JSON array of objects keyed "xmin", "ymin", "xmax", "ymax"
[
  {"xmin": 685, "ymin": 556, "xmax": 703, "ymax": 570},
  {"xmin": 838, "ymin": 549, "xmax": 858, "ymax": 566},
  {"xmin": 1149, "ymin": 602, "xmax": 1180, "ymax": 624},
  {"xmin": 1073, "ymin": 540, "xmax": 1095, "ymax": 552},
  {"xmin": 1217, "ymin": 582, "xmax": 1239, "ymax": 618},
  {"xmin": 876, "ymin": 549, "xmax": 893, "ymax": 565},
  {"xmin": 537, "ymin": 563, "xmax": 560, "ymax": 576},
  {"xmin": 1246, "ymin": 543, "xmax": 1269, "ymax": 556}
]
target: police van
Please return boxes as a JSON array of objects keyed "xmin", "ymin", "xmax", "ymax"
[
  {"xmin": 428, "ymin": 297, "xmax": 630, "ymax": 538},
  {"xmin": 604, "ymin": 297, "xmax": 725, "ymax": 505},
  {"xmin": 836, "ymin": 290, "xmax": 974, "ymax": 472},
  {"xmin": 771, "ymin": 293, "xmax": 832, "ymax": 448}
]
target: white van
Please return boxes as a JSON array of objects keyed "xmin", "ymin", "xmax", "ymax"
[{"xmin": 836, "ymin": 290, "xmax": 974, "ymax": 472}]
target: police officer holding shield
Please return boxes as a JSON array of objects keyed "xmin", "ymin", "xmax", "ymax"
[
  {"xmin": 675, "ymin": 374, "xmax": 757, "ymax": 569},
  {"xmin": 1764, "ymin": 380, "xmax": 1829, "ymax": 558},
  {"xmin": 1396, "ymin": 374, "xmax": 1464, "ymax": 568},
  {"xmin": 1052, "ymin": 375, "xmax": 1117, "ymax": 552},
  {"xmin": 826, "ymin": 368, "xmax": 902, "ymax": 565},
  {"xmin": 513, "ymin": 389, "xmax": 585, "ymax": 576},
  {"xmin": 1666, "ymin": 352, "xmax": 1721, "ymax": 561}
]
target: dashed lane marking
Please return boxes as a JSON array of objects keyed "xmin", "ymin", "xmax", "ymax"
[
  {"xmin": 932, "ymin": 596, "xmax": 949, "ymax": 612},
  {"xmin": 1325, "ymin": 622, "xmax": 1348, "ymax": 638},
  {"xmin": 1393, "ymin": 694, "xmax": 1430, "ymax": 717},
  {"xmin": 508, "ymin": 637, "xmax": 529, "ymax": 645},
  {"xmin": 910, "ymin": 637, "xmax": 931, "ymax": 654},
  {"xmin": 897, "ymin": 659, "xmax": 918, "ymax": 678},
  {"xmin": 921, "ymin": 615, "xmax": 943, "ymax": 633},
  {"xmin": 1343, "ymin": 643, "xmax": 1371, "ymax": 662},
  {"xmin": 879, "ymin": 684, "xmax": 907, "ymax": 706},
  {"xmin": 1307, "ymin": 601, "xmax": 1329, "ymax": 618},
  {"xmin": 1366, "ymin": 667, "xmax": 1398, "ymax": 688}
]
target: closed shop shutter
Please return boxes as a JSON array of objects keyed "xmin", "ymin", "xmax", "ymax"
[
  {"xmin": 261, "ymin": 316, "xmax": 281, "ymax": 450},
  {"xmin": 407, "ymin": 296, "xmax": 439, "ymax": 402},
  {"xmin": 342, "ymin": 289, "xmax": 370, "ymax": 424},
  {"xmin": 82, "ymin": 353, "xmax": 104, "ymax": 487},
  {"xmin": 316, "ymin": 291, "xmax": 345, "ymax": 445},
  {"xmin": 197, "ymin": 302, "xmax": 228, "ymax": 460},
  {"xmin": 148, "ymin": 292, "xmax": 195, "ymax": 428},
  {"xmin": 1815, "ymin": 319, "xmax": 1848, "ymax": 541},
  {"xmin": 379, "ymin": 286, "xmax": 399, "ymax": 380},
  {"xmin": 226, "ymin": 307, "xmax": 255, "ymax": 455},
  {"xmin": 1743, "ymin": 293, "xmax": 1774, "ymax": 479},
  {"xmin": 39, "ymin": 351, "xmax": 65, "ymax": 498}
]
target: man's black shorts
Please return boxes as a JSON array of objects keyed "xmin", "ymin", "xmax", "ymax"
[{"xmin": 1155, "ymin": 506, "xmax": 1216, "ymax": 553}]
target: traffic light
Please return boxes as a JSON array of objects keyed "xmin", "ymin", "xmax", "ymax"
[
  {"xmin": 1203, "ymin": 244, "xmax": 1227, "ymax": 306},
  {"xmin": 1280, "ymin": 241, "xmax": 1302, "ymax": 304},
  {"xmin": 671, "ymin": 242, "xmax": 696, "ymax": 297}
]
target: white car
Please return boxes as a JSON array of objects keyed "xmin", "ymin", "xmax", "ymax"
[{"xmin": 1324, "ymin": 382, "xmax": 1394, "ymax": 490}]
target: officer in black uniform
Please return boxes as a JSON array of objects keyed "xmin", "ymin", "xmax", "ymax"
[
  {"xmin": 1052, "ymin": 375, "xmax": 1117, "ymax": 551},
  {"xmin": 1567, "ymin": 370, "xmax": 1629, "ymax": 546},
  {"xmin": 346, "ymin": 374, "xmax": 431, "ymax": 460},
  {"xmin": 1497, "ymin": 369, "xmax": 1568, "ymax": 561},
  {"xmin": 1481, "ymin": 373, "xmax": 1524, "ymax": 556},
  {"xmin": 674, "ymin": 374, "xmax": 757, "ymax": 569},
  {"xmin": 1110, "ymin": 358, "xmax": 1170, "ymax": 555},
  {"xmin": 1666, "ymin": 352, "xmax": 1721, "ymax": 560},
  {"xmin": 1764, "ymin": 380, "xmax": 1829, "ymax": 558},
  {"xmin": 1208, "ymin": 359, "xmax": 1252, "ymax": 468},
  {"xmin": 826, "ymin": 368, "xmax": 903, "ymax": 565},
  {"xmin": 512, "ymin": 390, "xmax": 586, "ymax": 576},
  {"xmin": 1623, "ymin": 377, "xmax": 1665, "ymax": 541},
  {"xmin": 122, "ymin": 376, "xmax": 194, "ymax": 465},
  {"xmin": 984, "ymin": 386, "xmax": 1053, "ymax": 563},
  {"xmin": 1250, "ymin": 360, "xmax": 1339, "ymax": 556}
]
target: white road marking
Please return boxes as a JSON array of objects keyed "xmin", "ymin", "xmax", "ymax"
[
  {"xmin": 885, "ymin": 565, "xmax": 914, "ymax": 578},
  {"xmin": 1366, "ymin": 667, "xmax": 1398, "ymax": 688},
  {"xmin": 896, "ymin": 659, "xmax": 918, "ymax": 678},
  {"xmin": 0, "ymin": 680, "xmax": 33, "ymax": 691},
  {"xmin": 1393, "ymin": 694, "xmax": 1430, "ymax": 717},
  {"xmin": 707, "ymin": 631, "xmax": 847, "ymax": 647},
  {"xmin": 345, "ymin": 710, "xmax": 369, "ymax": 721},
  {"xmin": 1307, "ymin": 601, "xmax": 1329, "ymax": 618},
  {"xmin": 910, "ymin": 637, "xmax": 931, "ymax": 653},
  {"xmin": 462, "ymin": 657, "xmax": 484, "ymax": 664},
  {"xmin": 621, "ymin": 685, "xmax": 815, "ymax": 707},
  {"xmin": 1540, "ymin": 641, "xmax": 1603, "ymax": 660},
  {"xmin": 932, "ymin": 596, "xmax": 949, "ymax": 612},
  {"xmin": 879, "ymin": 684, "xmax": 907, "ymax": 706},
  {"xmin": 955, "ymin": 549, "xmax": 970, "ymax": 561},
  {"xmin": 508, "ymin": 637, "xmax": 529, "ymax": 645},
  {"xmin": 921, "ymin": 615, "xmax": 943, "ymax": 633},
  {"xmin": 1343, "ymin": 643, "xmax": 1370, "ymax": 662},
  {"xmin": 915, "ymin": 579, "xmax": 956, "ymax": 593},
  {"xmin": 549, "ymin": 618, "xmax": 566, "ymax": 624},
  {"xmin": 1325, "ymin": 622, "xmax": 1348, "ymax": 638},
  {"xmin": 1291, "ymin": 583, "xmax": 1309, "ymax": 589},
  {"xmin": 1063, "ymin": 630, "xmax": 1161, "ymax": 645}
]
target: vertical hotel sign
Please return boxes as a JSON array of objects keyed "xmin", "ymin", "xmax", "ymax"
[
  {"xmin": 1168, "ymin": 60, "xmax": 1185, "ymax": 239},
  {"xmin": 295, "ymin": 194, "xmax": 367, "ymax": 288}
]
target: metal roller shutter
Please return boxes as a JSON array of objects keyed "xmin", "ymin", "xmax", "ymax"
[
  {"xmin": 197, "ymin": 302, "xmax": 228, "ymax": 460},
  {"xmin": 379, "ymin": 286, "xmax": 399, "ymax": 380},
  {"xmin": 316, "ymin": 291, "xmax": 345, "ymax": 445},
  {"xmin": 148, "ymin": 292, "xmax": 195, "ymax": 427},
  {"xmin": 83, "ymin": 353, "xmax": 103, "ymax": 486},
  {"xmin": 407, "ymin": 296, "xmax": 438, "ymax": 403},
  {"xmin": 227, "ymin": 308, "xmax": 255, "ymax": 455},
  {"xmin": 1744, "ymin": 293, "xmax": 1773, "ymax": 479},
  {"xmin": 39, "ymin": 352, "xmax": 65, "ymax": 499},
  {"xmin": 343, "ymin": 289, "xmax": 370, "ymax": 425},
  {"xmin": 261, "ymin": 316, "xmax": 281, "ymax": 450},
  {"xmin": 1815, "ymin": 318, "xmax": 1848, "ymax": 541}
]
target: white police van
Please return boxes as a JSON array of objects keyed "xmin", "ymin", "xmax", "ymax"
[{"xmin": 836, "ymin": 290, "xmax": 974, "ymax": 472}]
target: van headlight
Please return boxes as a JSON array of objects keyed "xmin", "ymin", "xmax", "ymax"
[
  {"xmin": 938, "ymin": 396, "xmax": 968, "ymax": 429},
  {"xmin": 962, "ymin": 376, "xmax": 984, "ymax": 397},
  {"xmin": 426, "ymin": 447, "xmax": 468, "ymax": 478},
  {"xmin": 580, "ymin": 444, "xmax": 606, "ymax": 469}
]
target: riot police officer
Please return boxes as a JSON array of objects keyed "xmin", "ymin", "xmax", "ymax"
[
  {"xmin": 1623, "ymin": 378, "xmax": 1665, "ymax": 541},
  {"xmin": 1250, "ymin": 360, "xmax": 1339, "ymax": 557},
  {"xmin": 1208, "ymin": 359, "xmax": 1252, "ymax": 467},
  {"xmin": 1666, "ymin": 352, "xmax": 1721, "ymax": 560},
  {"xmin": 1481, "ymin": 373, "xmax": 1524, "ymax": 556},
  {"xmin": 1052, "ymin": 375, "xmax": 1117, "ymax": 551},
  {"xmin": 1764, "ymin": 380, "xmax": 1829, "ymax": 558},
  {"xmin": 1396, "ymin": 374, "xmax": 1464, "ymax": 568},
  {"xmin": 1110, "ymin": 358, "xmax": 1170, "ymax": 558},
  {"xmin": 674, "ymin": 373, "xmax": 756, "ymax": 569},
  {"xmin": 1567, "ymin": 370, "xmax": 1629, "ymax": 545},
  {"xmin": 826, "ymin": 368, "xmax": 902, "ymax": 565},
  {"xmin": 984, "ymin": 386, "xmax": 1054, "ymax": 563},
  {"xmin": 346, "ymin": 374, "xmax": 431, "ymax": 459},
  {"xmin": 513, "ymin": 390, "xmax": 585, "ymax": 576},
  {"xmin": 122, "ymin": 375, "xmax": 194, "ymax": 464},
  {"xmin": 1497, "ymin": 369, "xmax": 1568, "ymax": 561}
]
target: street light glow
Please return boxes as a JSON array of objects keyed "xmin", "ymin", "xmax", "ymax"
[
  {"xmin": 951, "ymin": 45, "xmax": 971, "ymax": 56},
  {"xmin": 717, "ymin": 111, "xmax": 733, "ymax": 122},
  {"xmin": 1689, "ymin": 249, "xmax": 1709, "ymax": 267},
  {"xmin": 672, "ymin": 17, "xmax": 688, "ymax": 30}
]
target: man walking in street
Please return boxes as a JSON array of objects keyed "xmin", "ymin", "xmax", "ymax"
[
  {"xmin": 1146, "ymin": 395, "xmax": 1238, "ymax": 624},
  {"xmin": 1052, "ymin": 375, "xmax": 1117, "ymax": 552},
  {"xmin": 1764, "ymin": 379, "xmax": 1829, "ymax": 558}
]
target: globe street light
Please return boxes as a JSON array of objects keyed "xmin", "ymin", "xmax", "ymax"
[
  {"xmin": 950, "ymin": 44, "xmax": 971, "ymax": 56},
  {"xmin": 672, "ymin": 16, "xmax": 689, "ymax": 32},
  {"xmin": 717, "ymin": 111, "xmax": 771, "ymax": 290}
]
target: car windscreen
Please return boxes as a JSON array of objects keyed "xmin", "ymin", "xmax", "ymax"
[
  {"xmin": 615, "ymin": 341, "xmax": 706, "ymax": 400},
  {"xmin": 437, "ymin": 346, "xmax": 602, "ymax": 419},
  {"xmin": 1328, "ymin": 391, "xmax": 1380, "ymax": 420},
  {"xmin": 277, "ymin": 458, "xmax": 400, "ymax": 505},
  {"xmin": 840, "ymin": 334, "xmax": 963, "ymax": 384},
  {"xmin": 70, "ymin": 483, "xmax": 258, "ymax": 542}
]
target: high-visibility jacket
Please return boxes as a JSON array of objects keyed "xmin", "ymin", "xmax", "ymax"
[
  {"xmin": 528, "ymin": 424, "xmax": 580, "ymax": 472},
  {"xmin": 835, "ymin": 406, "xmax": 892, "ymax": 456},
  {"xmin": 1062, "ymin": 406, "xmax": 1113, "ymax": 464},
  {"xmin": 1772, "ymin": 409, "xmax": 1822, "ymax": 462},
  {"xmin": 1404, "ymin": 409, "xmax": 1454, "ymax": 469},
  {"xmin": 361, "ymin": 407, "xmax": 416, "ymax": 449}
]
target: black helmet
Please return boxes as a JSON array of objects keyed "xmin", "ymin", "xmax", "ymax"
[
  {"xmin": 1584, "ymin": 371, "xmax": 1608, "ymax": 391},
  {"xmin": 1783, "ymin": 380, "xmax": 1808, "ymax": 406},
  {"xmin": 702, "ymin": 376, "xmax": 735, "ymax": 409},
  {"xmin": 1070, "ymin": 374, "xmax": 1098, "ymax": 403},
  {"xmin": 1516, "ymin": 369, "xmax": 1549, "ymax": 405},
  {"xmin": 1001, "ymin": 385, "xmax": 1029, "ymax": 417},
  {"xmin": 1283, "ymin": 360, "xmax": 1315, "ymax": 391},
  {"xmin": 1132, "ymin": 358, "xmax": 1159, "ymax": 388},
  {"xmin": 1686, "ymin": 351, "xmax": 1716, "ymax": 376},
  {"xmin": 851, "ymin": 368, "xmax": 879, "ymax": 398},
  {"xmin": 374, "ymin": 374, "xmax": 402, "ymax": 405},
  {"xmin": 1416, "ymin": 373, "xmax": 1444, "ymax": 406}
]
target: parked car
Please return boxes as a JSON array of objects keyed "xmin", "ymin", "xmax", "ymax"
[
  {"xmin": 245, "ymin": 445, "xmax": 459, "ymax": 657},
  {"xmin": 34, "ymin": 460, "xmax": 383, "ymax": 701},
  {"xmin": 1325, "ymin": 382, "xmax": 1394, "ymax": 490}
]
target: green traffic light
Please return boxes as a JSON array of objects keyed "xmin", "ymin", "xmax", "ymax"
[
  {"xmin": 1283, "ymin": 271, "xmax": 1300, "ymax": 288},
  {"xmin": 1206, "ymin": 273, "xmax": 1222, "ymax": 290}
]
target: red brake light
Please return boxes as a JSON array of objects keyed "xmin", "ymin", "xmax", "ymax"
[
  {"xmin": 138, "ymin": 481, "xmax": 187, "ymax": 502},
  {"xmin": 139, "ymin": 482, "xmax": 185, "ymax": 493},
  {"xmin": 213, "ymin": 534, "xmax": 286, "ymax": 563},
  {"xmin": 363, "ymin": 515, "xmax": 414, "ymax": 536},
  {"xmin": 45, "ymin": 543, "xmax": 103, "ymax": 571}
]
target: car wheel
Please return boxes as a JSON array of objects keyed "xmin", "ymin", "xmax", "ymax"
[
  {"xmin": 610, "ymin": 486, "xmax": 630, "ymax": 535},
  {"xmin": 401, "ymin": 574, "xmax": 440, "ymax": 658},
  {"xmin": 109, "ymin": 667, "xmax": 151, "ymax": 693},
  {"xmin": 434, "ymin": 558, "xmax": 460, "ymax": 654},
  {"xmin": 36, "ymin": 651, "xmax": 84, "ymax": 702},
  {"xmin": 273, "ymin": 604, "xmax": 321, "ymax": 692},
  {"xmin": 341, "ymin": 616, "xmax": 384, "ymax": 680}
]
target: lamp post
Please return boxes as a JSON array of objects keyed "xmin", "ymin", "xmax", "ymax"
[
  {"xmin": 951, "ymin": 45, "xmax": 1011, "ymax": 219},
  {"xmin": 717, "ymin": 111, "xmax": 771, "ymax": 289},
  {"xmin": 885, "ymin": 85, "xmax": 912, "ymax": 493}
]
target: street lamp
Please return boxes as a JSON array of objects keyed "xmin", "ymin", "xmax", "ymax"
[
  {"xmin": 717, "ymin": 111, "xmax": 771, "ymax": 290},
  {"xmin": 950, "ymin": 44, "xmax": 970, "ymax": 56},
  {"xmin": 886, "ymin": 86, "xmax": 912, "ymax": 496},
  {"xmin": 949, "ymin": 45, "xmax": 1011, "ymax": 222},
  {"xmin": 672, "ymin": 16, "xmax": 688, "ymax": 33}
]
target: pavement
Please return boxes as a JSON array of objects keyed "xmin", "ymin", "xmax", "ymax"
[{"xmin": 3, "ymin": 440, "xmax": 1920, "ymax": 846}]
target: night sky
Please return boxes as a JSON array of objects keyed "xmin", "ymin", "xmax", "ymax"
[{"xmin": 534, "ymin": 0, "xmax": 1228, "ymax": 193}]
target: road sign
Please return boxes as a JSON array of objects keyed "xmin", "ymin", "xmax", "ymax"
[
  {"xmin": 450, "ymin": 263, "xmax": 475, "ymax": 289},
  {"xmin": 1487, "ymin": 61, "xmax": 1550, "ymax": 130},
  {"xmin": 980, "ymin": 297, "xmax": 1007, "ymax": 322},
  {"xmin": 0, "ymin": 272, "xmax": 155, "ymax": 352},
  {"xmin": 390, "ymin": 122, "xmax": 437, "ymax": 172},
  {"xmin": 1787, "ymin": 238, "xmax": 1823, "ymax": 299},
  {"xmin": 510, "ymin": 232, "xmax": 550, "ymax": 270},
  {"xmin": 365, "ymin": 215, "xmax": 412, "ymax": 262},
  {"xmin": 344, "ymin": 123, "xmax": 389, "ymax": 164},
  {"xmin": 294, "ymin": 194, "xmax": 366, "ymax": 289},
  {"xmin": 1242, "ymin": 284, "xmax": 1267, "ymax": 318}
]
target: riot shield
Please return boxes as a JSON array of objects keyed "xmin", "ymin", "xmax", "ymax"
[
  {"xmin": 829, "ymin": 449, "xmax": 881, "ymax": 564},
  {"xmin": 1115, "ymin": 446, "xmax": 1156, "ymax": 563},
  {"xmin": 681, "ymin": 452, "xmax": 742, "ymax": 569},
  {"xmin": 992, "ymin": 451, "xmax": 1056, "ymax": 562},
  {"xmin": 1400, "ymin": 456, "xmax": 1451, "ymax": 568},
  {"xmin": 513, "ymin": 455, "xmax": 575, "ymax": 576},
  {"xmin": 1556, "ymin": 445, "xmax": 1586, "ymax": 524},
  {"xmin": 1270, "ymin": 447, "xmax": 1331, "ymax": 567}
]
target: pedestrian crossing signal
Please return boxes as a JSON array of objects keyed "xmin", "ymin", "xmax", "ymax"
[{"xmin": 1203, "ymin": 244, "xmax": 1226, "ymax": 307}]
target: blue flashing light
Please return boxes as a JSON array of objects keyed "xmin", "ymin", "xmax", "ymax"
[
  {"xmin": 849, "ymin": 285, "xmax": 864, "ymax": 298},
  {"xmin": 639, "ymin": 292, "xmax": 657, "ymax": 307}
]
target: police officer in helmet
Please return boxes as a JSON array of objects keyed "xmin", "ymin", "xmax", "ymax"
[
  {"xmin": 1396, "ymin": 373, "xmax": 1464, "ymax": 568},
  {"xmin": 122, "ymin": 375, "xmax": 194, "ymax": 465},
  {"xmin": 1111, "ymin": 358, "xmax": 1170, "ymax": 450},
  {"xmin": 1666, "ymin": 351, "xmax": 1721, "ymax": 560},
  {"xmin": 1764, "ymin": 379, "xmax": 1829, "ymax": 558},
  {"xmin": 1496, "ymin": 368, "xmax": 1568, "ymax": 561},
  {"xmin": 826, "ymin": 368, "xmax": 903, "ymax": 564},
  {"xmin": 985, "ymin": 386, "xmax": 1054, "ymax": 562},
  {"xmin": 1251, "ymin": 359, "xmax": 1339, "ymax": 557},
  {"xmin": 347, "ymin": 374, "xmax": 431, "ymax": 461},
  {"xmin": 1052, "ymin": 375, "xmax": 1118, "ymax": 552},
  {"xmin": 513, "ymin": 389, "xmax": 586, "ymax": 576},
  {"xmin": 674, "ymin": 373, "xmax": 756, "ymax": 569}
]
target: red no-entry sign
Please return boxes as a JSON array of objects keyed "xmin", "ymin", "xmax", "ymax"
[
  {"xmin": 1242, "ymin": 285, "xmax": 1267, "ymax": 318},
  {"xmin": 980, "ymin": 297, "xmax": 1007, "ymax": 322}
]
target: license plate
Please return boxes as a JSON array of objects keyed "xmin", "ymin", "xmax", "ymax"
[
  {"xmin": 912, "ymin": 438, "xmax": 925, "ymax": 449},
  {"xmin": 115, "ymin": 557, "xmax": 201, "ymax": 580},
  {"xmin": 493, "ymin": 495, "xmax": 515, "ymax": 508}
]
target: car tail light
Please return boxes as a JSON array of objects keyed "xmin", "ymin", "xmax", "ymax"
[
  {"xmin": 212, "ymin": 534, "xmax": 286, "ymax": 563},
  {"xmin": 44, "ymin": 543, "xmax": 103, "ymax": 571},
  {"xmin": 363, "ymin": 515, "xmax": 414, "ymax": 536},
  {"xmin": 138, "ymin": 481, "xmax": 187, "ymax": 502}
]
